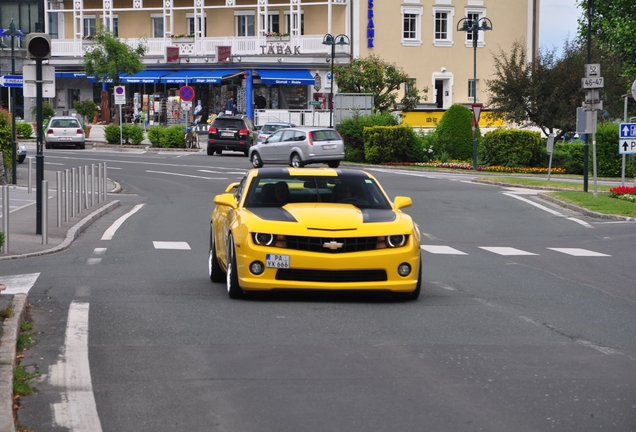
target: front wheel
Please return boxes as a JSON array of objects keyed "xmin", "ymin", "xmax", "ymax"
[
  {"xmin": 226, "ymin": 235, "xmax": 243, "ymax": 299},
  {"xmin": 290, "ymin": 153, "xmax": 304, "ymax": 168},
  {"xmin": 185, "ymin": 134, "xmax": 193, "ymax": 149},
  {"xmin": 251, "ymin": 152, "xmax": 263, "ymax": 168},
  {"xmin": 327, "ymin": 161, "xmax": 340, "ymax": 168},
  {"xmin": 193, "ymin": 134, "xmax": 200, "ymax": 149},
  {"xmin": 209, "ymin": 225, "xmax": 225, "ymax": 283}
]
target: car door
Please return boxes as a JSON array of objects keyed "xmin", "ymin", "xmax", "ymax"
[
  {"xmin": 278, "ymin": 129, "xmax": 297, "ymax": 162},
  {"xmin": 260, "ymin": 130, "xmax": 284, "ymax": 163}
]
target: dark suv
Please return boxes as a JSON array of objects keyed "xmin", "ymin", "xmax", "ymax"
[{"xmin": 207, "ymin": 115, "xmax": 258, "ymax": 156}]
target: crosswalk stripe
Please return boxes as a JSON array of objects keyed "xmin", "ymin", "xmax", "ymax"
[
  {"xmin": 153, "ymin": 241, "xmax": 191, "ymax": 250},
  {"xmin": 479, "ymin": 247, "xmax": 538, "ymax": 256},
  {"xmin": 547, "ymin": 248, "xmax": 611, "ymax": 257},
  {"xmin": 0, "ymin": 273, "xmax": 40, "ymax": 295},
  {"xmin": 421, "ymin": 245, "xmax": 467, "ymax": 255}
]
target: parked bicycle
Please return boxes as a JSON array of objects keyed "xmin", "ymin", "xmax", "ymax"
[{"xmin": 184, "ymin": 116, "xmax": 202, "ymax": 149}]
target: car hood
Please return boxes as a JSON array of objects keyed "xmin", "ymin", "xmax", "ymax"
[{"xmin": 245, "ymin": 203, "xmax": 413, "ymax": 234}]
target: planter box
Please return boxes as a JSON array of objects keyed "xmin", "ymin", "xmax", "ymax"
[
  {"xmin": 266, "ymin": 36, "xmax": 290, "ymax": 42},
  {"xmin": 173, "ymin": 38, "xmax": 194, "ymax": 43}
]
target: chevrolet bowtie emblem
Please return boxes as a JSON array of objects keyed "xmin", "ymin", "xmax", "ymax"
[{"xmin": 323, "ymin": 241, "xmax": 343, "ymax": 250}]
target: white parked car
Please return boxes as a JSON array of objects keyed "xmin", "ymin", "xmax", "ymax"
[
  {"xmin": 44, "ymin": 116, "xmax": 86, "ymax": 149},
  {"xmin": 249, "ymin": 127, "xmax": 345, "ymax": 168}
]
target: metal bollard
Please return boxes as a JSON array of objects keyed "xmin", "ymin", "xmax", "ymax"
[
  {"xmin": 74, "ymin": 168, "xmax": 80, "ymax": 215},
  {"xmin": 70, "ymin": 168, "xmax": 75, "ymax": 219},
  {"xmin": 56, "ymin": 171, "xmax": 62, "ymax": 227},
  {"xmin": 97, "ymin": 163, "xmax": 103, "ymax": 204},
  {"xmin": 1, "ymin": 185, "xmax": 8, "ymax": 254},
  {"xmin": 42, "ymin": 180, "xmax": 48, "ymax": 245},
  {"xmin": 103, "ymin": 162, "xmax": 108, "ymax": 201},
  {"xmin": 28, "ymin": 157, "xmax": 34, "ymax": 194},
  {"xmin": 65, "ymin": 169, "xmax": 70, "ymax": 222},
  {"xmin": 78, "ymin": 166, "xmax": 84, "ymax": 212},
  {"xmin": 91, "ymin": 164, "xmax": 96, "ymax": 207},
  {"xmin": 84, "ymin": 165, "xmax": 89, "ymax": 209}
]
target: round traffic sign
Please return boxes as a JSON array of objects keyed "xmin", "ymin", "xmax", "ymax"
[
  {"xmin": 115, "ymin": 86, "xmax": 125, "ymax": 95},
  {"xmin": 631, "ymin": 79, "xmax": 636, "ymax": 101},
  {"xmin": 179, "ymin": 85, "xmax": 195, "ymax": 102}
]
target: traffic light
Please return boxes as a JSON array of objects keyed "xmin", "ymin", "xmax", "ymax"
[{"xmin": 26, "ymin": 33, "xmax": 52, "ymax": 60}]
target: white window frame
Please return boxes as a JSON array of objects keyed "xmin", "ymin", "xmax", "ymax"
[
  {"xmin": 268, "ymin": 12, "xmax": 280, "ymax": 34},
  {"xmin": 284, "ymin": 10, "xmax": 304, "ymax": 36},
  {"xmin": 465, "ymin": 9, "xmax": 486, "ymax": 48},
  {"xmin": 151, "ymin": 14, "xmax": 164, "ymax": 38},
  {"xmin": 83, "ymin": 15, "xmax": 97, "ymax": 38},
  {"xmin": 433, "ymin": 7, "xmax": 454, "ymax": 47},
  {"xmin": 468, "ymin": 79, "xmax": 478, "ymax": 101},
  {"xmin": 102, "ymin": 15, "xmax": 118, "ymax": 37},
  {"xmin": 401, "ymin": 6, "xmax": 423, "ymax": 46},
  {"xmin": 186, "ymin": 13, "xmax": 207, "ymax": 37},
  {"xmin": 235, "ymin": 10, "xmax": 255, "ymax": 37}
]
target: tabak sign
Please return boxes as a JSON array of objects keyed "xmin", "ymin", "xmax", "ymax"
[
  {"xmin": 260, "ymin": 43, "xmax": 302, "ymax": 55},
  {"xmin": 217, "ymin": 46, "xmax": 232, "ymax": 63},
  {"xmin": 166, "ymin": 46, "xmax": 179, "ymax": 63}
]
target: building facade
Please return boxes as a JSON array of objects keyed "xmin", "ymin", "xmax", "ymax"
[{"xmin": 1, "ymin": 0, "xmax": 538, "ymax": 127}]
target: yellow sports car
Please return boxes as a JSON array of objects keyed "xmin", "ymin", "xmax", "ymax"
[{"xmin": 209, "ymin": 167, "xmax": 421, "ymax": 300}]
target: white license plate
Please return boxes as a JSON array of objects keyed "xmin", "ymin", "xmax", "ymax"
[
  {"xmin": 59, "ymin": 137, "xmax": 72, "ymax": 141},
  {"xmin": 221, "ymin": 132, "xmax": 234, "ymax": 137},
  {"xmin": 266, "ymin": 254, "xmax": 290, "ymax": 268},
  {"xmin": 322, "ymin": 144, "xmax": 336, "ymax": 150}
]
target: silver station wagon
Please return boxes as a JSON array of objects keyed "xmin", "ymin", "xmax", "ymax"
[
  {"xmin": 248, "ymin": 126, "xmax": 345, "ymax": 168},
  {"xmin": 44, "ymin": 116, "xmax": 86, "ymax": 149}
]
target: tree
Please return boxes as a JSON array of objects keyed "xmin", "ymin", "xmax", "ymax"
[
  {"xmin": 73, "ymin": 99, "xmax": 98, "ymax": 126},
  {"xmin": 334, "ymin": 54, "xmax": 428, "ymax": 112},
  {"xmin": 577, "ymin": 0, "xmax": 636, "ymax": 77},
  {"xmin": 486, "ymin": 39, "xmax": 629, "ymax": 140},
  {"xmin": 82, "ymin": 26, "xmax": 146, "ymax": 123}
]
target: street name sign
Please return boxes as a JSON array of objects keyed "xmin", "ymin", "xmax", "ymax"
[
  {"xmin": 585, "ymin": 63, "xmax": 600, "ymax": 77},
  {"xmin": 619, "ymin": 123, "xmax": 636, "ymax": 154},
  {"xmin": 0, "ymin": 75, "xmax": 23, "ymax": 88},
  {"xmin": 582, "ymin": 77, "xmax": 604, "ymax": 89},
  {"xmin": 308, "ymin": 100, "xmax": 321, "ymax": 106}
]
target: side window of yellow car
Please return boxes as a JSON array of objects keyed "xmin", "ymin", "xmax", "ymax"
[{"xmin": 234, "ymin": 178, "xmax": 246, "ymax": 204}]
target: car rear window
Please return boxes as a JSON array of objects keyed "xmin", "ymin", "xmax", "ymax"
[
  {"xmin": 262, "ymin": 124, "xmax": 289, "ymax": 134},
  {"xmin": 213, "ymin": 119, "xmax": 245, "ymax": 129},
  {"xmin": 51, "ymin": 119, "xmax": 81, "ymax": 128},
  {"xmin": 311, "ymin": 129, "xmax": 341, "ymax": 141}
]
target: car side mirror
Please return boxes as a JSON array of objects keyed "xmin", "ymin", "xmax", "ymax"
[
  {"xmin": 213, "ymin": 193, "xmax": 238, "ymax": 209},
  {"xmin": 394, "ymin": 196, "xmax": 412, "ymax": 210}
]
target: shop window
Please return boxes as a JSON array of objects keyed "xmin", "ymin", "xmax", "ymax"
[{"xmin": 284, "ymin": 12, "xmax": 304, "ymax": 35}]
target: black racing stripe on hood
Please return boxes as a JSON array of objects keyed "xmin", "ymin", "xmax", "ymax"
[
  {"xmin": 362, "ymin": 209, "xmax": 397, "ymax": 223},
  {"xmin": 250, "ymin": 207, "xmax": 297, "ymax": 222}
]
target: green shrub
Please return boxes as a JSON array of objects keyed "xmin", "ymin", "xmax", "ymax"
[
  {"xmin": 104, "ymin": 124, "xmax": 121, "ymax": 144},
  {"xmin": 29, "ymin": 101, "xmax": 55, "ymax": 120},
  {"xmin": 147, "ymin": 126, "xmax": 165, "ymax": 146},
  {"xmin": 159, "ymin": 125, "xmax": 186, "ymax": 148},
  {"xmin": 16, "ymin": 122, "xmax": 33, "ymax": 139},
  {"xmin": 436, "ymin": 104, "xmax": 478, "ymax": 162},
  {"xmin": 553, "ymin": 141, "xmax": 585, "ymax": 174},
  {"xmin": 479, "ymin": 129, "xmax": 542, "ymax": 167},
  {"xmin": 0, "ymin": 231, "xmax": 4, "ymax": 249},
  {"xmin": 0, "ymin": 108, "xmax": 12, "ymax": 177},
  {"xmin": 595, "ymin": 122, "xmax": 636, "ymax": 177},
  {"xmin": 73, "ymin": 99, "xmax": 98, "ymax": 126},
  {"xmin": 363, "ymin": 125, "xmax": 425, "ymax": 164},
  {"xmin": 337, "ymin": 112, "xmax": 399, "ymax": 162},
  {"xmin": 122, "ymin": 124, "xmax": 145, "ymax": 145}
]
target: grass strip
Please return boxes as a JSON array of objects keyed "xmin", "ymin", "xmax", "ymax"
[{"xmin": 547, "ymin": 191, "xmax": 636, "ymax": 217}]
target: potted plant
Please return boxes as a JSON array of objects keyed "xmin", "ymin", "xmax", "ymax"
[
  {"xmin": 74, "ymin": 99, "xmax": 98, "ymax": 138},
  {"xmin": 265, "ymin": 31, "xmax": 290, "ymax": 41}
]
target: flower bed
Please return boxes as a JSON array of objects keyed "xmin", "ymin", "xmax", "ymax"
[
  {"xmin": 381, "ymin": 161, "xmax": 566, "ymax": 175},
  {"xmin": 609, "ymin": 186, "xmax": 636, "ymax": 203}
]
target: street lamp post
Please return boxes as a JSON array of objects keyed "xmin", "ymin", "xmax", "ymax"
[
  {"xmin": 457, "ymin": 17, "xmax": 492, "ymax": 171},
  {"xmin": 1, "ymin": 19, "xmax": 24, "ymax": 185},
  {"xmin": 322, "ymin": 33, "xmax": 350, "ymax": 128}
]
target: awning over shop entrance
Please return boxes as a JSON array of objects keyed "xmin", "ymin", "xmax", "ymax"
[
  {"xmin": 55, "ymin": 72, "xmax": 87, "ymax": 78},
  {"xmin": 255, "ymin": 69, "xmax": 314, "ymax": 85},
  {"xmin": 120, "ymin": 70, "xmax": 175, "ymax": 84},
  {"xmin": 160, "ymin": 69, "xmax": 241, "ymax": 84}
]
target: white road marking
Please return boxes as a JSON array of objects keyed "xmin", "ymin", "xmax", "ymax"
[
  {"xmin": 565, "ymin": 217, "xmax": 593, "ymax": 228},
  {"xmin": 0, "ymin": 273, "xmax": 40, "ymax": 295},
  {"xmin": 86, "ymin": 258, "xmax": 102, "ymax": 265},
  {"xmin": 153, "ymin": 241, "xmax": 191, "ymax": 250},
  {"xmin": 421, "ymin": 245, "xmax": 468, "ymax": 255},
  {"xmin": 480, "ymin": 247, "xmax": 538, "ymax": 256},
  {"xmin": 101, "ymin": 204, "xmax": 144, "ymax": 240},
  {"xmin": 93, "ymin": 248, "xmax": 107, "ymax": 255},
  {"xmin": 430, "ymin": 281, "xmax": 457, "ymax": 291},
  {"xmin": 65, "ymin": 302, "xmax": 103, "ymax": 431},
  {"xmin": 547, "ymin": 248, "xmax": 611, "ymax": 257},
  {"xmin": 503, "ymin": 192, "xmax": 564, "ymax": 216},
  {"xmin": 146, "ymin": 170, "xmax": 227, "ymax": 180},
  {"xmin": 199, "ymin": 169, "xmax": 246, "ymax": 175}
]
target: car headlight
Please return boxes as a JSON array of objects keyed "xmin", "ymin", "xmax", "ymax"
[
  {"xmin": 377, "ymin": 235, "xmax": 408, "ymax": 249},
  {"xmin": 252, "ymin": 233, "xmax": 287, "ymax": 248}
]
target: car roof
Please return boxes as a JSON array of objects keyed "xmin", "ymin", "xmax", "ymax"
[
  {"xmin": 49, "ymin": 116, "xmax": 80, "ymax": 120},
  {"xmin": 249, "ymin": 167, "xmax": 369, "ymax": 179}
]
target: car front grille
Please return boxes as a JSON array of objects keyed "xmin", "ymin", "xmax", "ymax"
[
  {"xmin": 284, "ymin": 235, "xmax": 382, "ymax": 253},
  {"xmin": 276, "ymin": 269, "xmax": 387, "ymax": 283}
]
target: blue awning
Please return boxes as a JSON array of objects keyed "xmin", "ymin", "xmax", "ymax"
[
  {"xmin": 120, "ymin": 70, "xmax": 175, "ymax": 84},
  {"xmin": 55, "ymin": 72, "xmax": 88, "ymax": 79},
  {"xmin": 157, "ymin": 69, "xmax": 241, "ymax": 84},
  {"xmin": 256, "ymin": 69, "xmax": 314, "ymax": 85}
]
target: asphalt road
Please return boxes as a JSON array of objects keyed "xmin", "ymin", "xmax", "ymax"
[{"xmin": 3, "ymin": 146, "xmax": 635, "ymax": 432}]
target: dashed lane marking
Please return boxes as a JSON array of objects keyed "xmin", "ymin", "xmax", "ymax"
[
  {"xmin": 547, "ymin": 248, "xmax": 611, "ymax": 257},
  {"xmin": 479, "ymin": 247, "xmax": 538, "ymax": 256},
  {"xmin": 153, "ymin": 241, "xmax": 191, "ymax": 250},
  {"xmin": 421, "ymin": 245, "xmax": 467, "ymax": 255}
]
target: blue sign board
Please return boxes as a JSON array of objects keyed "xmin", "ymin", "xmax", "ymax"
[
  {"xmin": 619, "ymin": 123, "xmax": 636, "ymax": 154},
  {"xmin": 0, "ymin": 75, "xmax": 23, "ymax": 88}
]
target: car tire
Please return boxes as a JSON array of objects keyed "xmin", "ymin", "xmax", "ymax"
[
  {"xmin": 251, "ymin": 152, "xmax": 263, "ymax": 168},
  {"xmin": 226, "ymin": 234, "xmax": 243, "ymax": 299},
  {"xmin": 243, "ymin": 144, "xmax": 250, "ymax": 157},
  {"xmin": 78, "ymin": 143, "xmax": 85, "ymax": 150},
  {"xmin": 17, "ymin": 155, "xmax": 26, "ymax": 164},
  {"xmin": 327, "ymin": 161, "xmax": 340, "ymax": 168},
  {"xmin": 216, "ymin": 149, "xmax": 223, "ymax": 155},
  {"xmin": 209, "ymin": 224, "xmax": 225, "ymax": 283},
  {"xmin": 207, "ymin": 146, "xmax": 214, "ymax": 156},
  {"xmin": 290, "ymin": 153, "xmax": 304, "ymax": 168},
  {"xmin": 45, "ymin": 142, "xmax": 50, "ymax": 149}
]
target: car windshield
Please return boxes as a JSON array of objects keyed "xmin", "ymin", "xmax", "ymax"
[
  {"xmin": 244, "ymin": 174, "xmax": 391, "ymax": 209},
  {"xmin": 262, "ymin": 124, "xmax": 289, "ymax": 134},
  {"xmin": 213, "ymin": 119, "xmax": 244, "ymax": 129},
  {"xmin": 51, "ymin": 119, "xmax": 81, "ymax": 128}
]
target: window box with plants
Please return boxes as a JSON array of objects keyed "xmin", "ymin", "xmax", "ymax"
[
  {"xmin": 265, "ymin": 32, "xmax": 290, "ymax": 42},
  {"xmin": 171, "ymin": 34, "xmax": 195, "ymax": 43}
]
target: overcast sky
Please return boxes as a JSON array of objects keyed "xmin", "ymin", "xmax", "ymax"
[{"xmin": 539, "ymin": 0, "xmax": 581, "ymax": 54}]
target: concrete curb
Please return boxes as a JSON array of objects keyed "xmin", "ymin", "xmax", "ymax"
[
  {"xmin": 0, "ymin": 200, "xmax": 122, "ymax": 262},
  {"xmin": 0, "ymin": 294, "xmax": 27, "ymax": 432}
]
